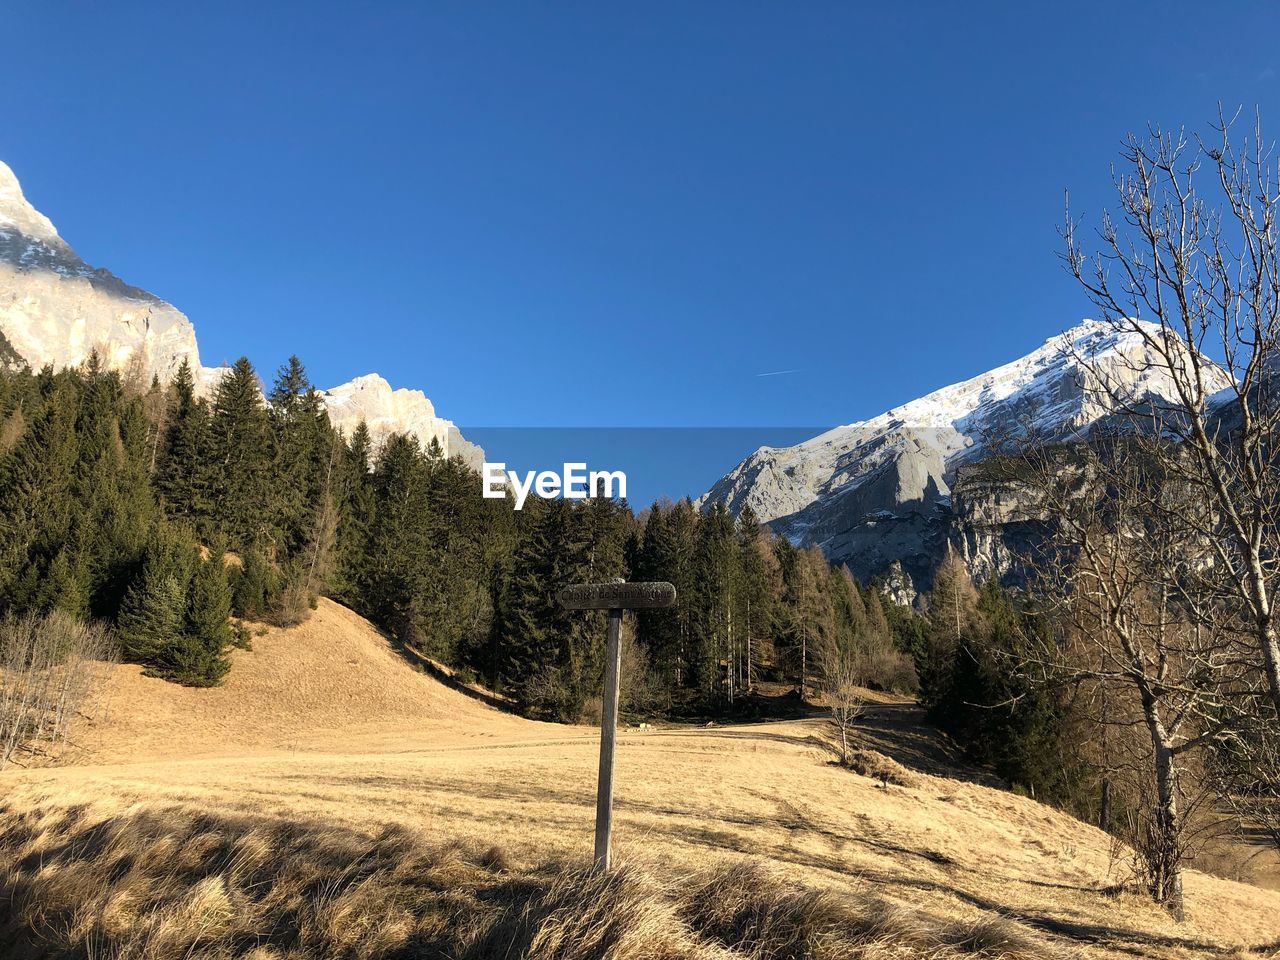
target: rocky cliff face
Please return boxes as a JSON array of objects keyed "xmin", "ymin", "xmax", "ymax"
[
  {"xmin": 0, "ymin": 161, "xmax": 478, "ymax": 464},
  {"xmin": 947, "ymin": 461, "xmax": 1053, "ymax": 587},
  {"xmin": 701, "ymin": 321, "xmax": 1233, "ymax": 594}
]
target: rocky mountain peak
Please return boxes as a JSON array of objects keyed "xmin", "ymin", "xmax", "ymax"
[{"xmin": 0, "ymin": 161, "xmax": 77, "ymax": 263}]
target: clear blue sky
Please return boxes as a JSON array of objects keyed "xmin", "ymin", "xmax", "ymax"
[{"xmin": 5, "ymin": 3, "xmax": 1279, "ymax": 502}]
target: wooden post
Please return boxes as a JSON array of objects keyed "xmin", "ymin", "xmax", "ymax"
[
  {"xmin": 595, "ymin": 607, "xmax": 623, "ymax": 872},
  {"xmin": 557, "ymin": 580, "xmax": 676, "ymax": 873}
]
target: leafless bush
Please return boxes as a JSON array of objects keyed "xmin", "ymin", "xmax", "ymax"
[
  {"xmin": 0, "ymin": 612, "xmax": 116, "ymax": 771},
  {"xmin": 839, "ymin": 748, "xmax": 919, "ymax": 788},
  {"xmin": 260, "ymin": 583, "xmax": 313, "ymax": 628},
  {"xmin": 0, "ymin": 802, "xmax": 1065, "ymax": 960},
  {"xmin": 619, "ymin": 617, "xmax": 666, "ymax": 715},
  {"xmin": 863, "ymin": 647, "xmax": 919, "ymax": 694}
]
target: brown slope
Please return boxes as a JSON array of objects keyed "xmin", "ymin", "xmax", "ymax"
[{"xmin": 73, "ymin": 597, "xmax": 552, "ymax": 764}]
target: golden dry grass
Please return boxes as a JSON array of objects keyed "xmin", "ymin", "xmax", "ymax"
[
  {"xmin": 836, "ymin": 748, "xmax": 920, "ymax": 788},
  {"xmin": 68, "ymin": 598, "xmax": 552, "ymax": 764},
  {"xmin": 1, "ymin": 599, "xmax": 1277, "ymax": 959},
  {"xmin": 0, "ymin": 800, "xmax": 1068, "ymax": 959}
]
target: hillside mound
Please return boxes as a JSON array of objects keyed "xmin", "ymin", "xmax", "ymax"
[{"xmin": 76, "ymin": 598, "xmax": 541, "ymax": 764}]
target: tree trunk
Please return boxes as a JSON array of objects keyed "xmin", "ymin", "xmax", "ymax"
[
  {"xmin": 1148, "ymin": 731, "xmax": 1186, "ymax": 920},
  {"xmin": 1258, "ymin": 618, "xmax": 1280, "ymax": 720},
  {"xmin": 800, "ymin": 630, "xmax": 807, "ymax": 703}
]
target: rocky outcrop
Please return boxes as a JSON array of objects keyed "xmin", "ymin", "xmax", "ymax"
[
  {"xmin": 702, "ymin": 321, "xmax": 1233, "ymax": 592},
  {"xmin": 0, "ymin": 161, "xmax": 478, "ymax": 464},
  {"xmin": 320, "ymin": 374, "xmax": 482, "ymax": 468},
  {"xmin": 0, "ymin": 326, "xmax": 25, "ymax": 373},
  {"xmin": 947, "ymin": 460, "xmax": 1054, "ymax": 587},
  {"xmin": 879, "ymin": 560, "xmax": 918, "ymax": 606}
]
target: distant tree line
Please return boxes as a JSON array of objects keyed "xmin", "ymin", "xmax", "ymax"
[{"xmin": 0, "ymin": 354, "xmax": 918, "ymax": 712}]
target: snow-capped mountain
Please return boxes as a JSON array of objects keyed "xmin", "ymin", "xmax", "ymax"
[
  {"xmin": 0, "ymin": 161, "xmax": 478, "ymax": 464},
  {"xmin": 700, "ymin": 321, "xmax": 1233, "ymax": 590}
]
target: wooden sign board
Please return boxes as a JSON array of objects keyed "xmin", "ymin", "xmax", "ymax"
[{"xmin": 558, "ymin": 581, "xmax": 676, "ymax": 611}]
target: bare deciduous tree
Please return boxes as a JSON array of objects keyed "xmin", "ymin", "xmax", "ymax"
[
  {"xmin": 0, "ymin": 611, "xmax": 117, "ymax": 771},
  {"xmin": 822, "ymin": 645, "xmax": 864, "ymax": 765},
  {"xmin": 1014, "ymin": 437, "xmax": 1247, "ymax": 918},
  {"xmin": 1062, "ymin": 110, "xmax": 1280, "ymax": 721}
]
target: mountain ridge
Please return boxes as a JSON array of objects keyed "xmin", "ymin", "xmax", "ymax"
[
  {"xmin": 0, "ymin": 161, "xmax": 479, "ymax": 465},
  {"xmin": 700, "ymin": 319, "xmax": 1234, "ymax": 593}
]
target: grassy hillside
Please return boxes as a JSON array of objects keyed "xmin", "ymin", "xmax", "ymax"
[
  {"xmin": 1, "ymin": 601, "xmax": 1278, "ymax": 959},
  {"xmin": 72, "ymin": 598, "xmax": 551, "ymax": 764}
]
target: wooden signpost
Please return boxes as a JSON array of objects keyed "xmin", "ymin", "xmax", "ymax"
[{"xmin": 558, "ymin": 579, "xmax": 676, "ymax": 872}]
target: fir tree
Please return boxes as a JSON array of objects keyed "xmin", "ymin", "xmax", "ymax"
[
  {"xmin": 117, "ymin": 531, "xmax": 193, "ymax": 666},
  {"xmin": 331, "ymin": 421, "xmax": 376, "ymax": 603},
  {"xmin": 207, "ymin": 357, "xmax": 270, "ymax": 548},
  {"xmin": 635, "ymin": 504, "xmax": 682, "ymax": 688},
  {"xmin": 736, "ymin": 506, "xmax": 780, "ymax": 694},
  {"xmin": 0, "ymin": 373, "xmax": 83, "ymax": 612},
  {"xmin": 174, "ymin": 549, "xmax": 234, "ymax": 686},
  {"xmin": 691, "ymin": 502, "xmax": 739, "ymax": 702},
  {"xmin": 157, "ymin": 358, "xmax": 214, "ymax": 529},
  {"xmin": 780, "ymin": 545, "xmax": 835, "ymax": 701},
  {"xmin": 232, "ymin": 547, "xmax": 279, "ymax": 620}
]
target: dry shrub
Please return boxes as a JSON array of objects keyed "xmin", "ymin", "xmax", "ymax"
[
  {"xmin": 0, "ymin": 612, "xmax": 116, "ymax": 771},
  {"xmin": 0, "ymin": 802, "xmax": 1062, "ymax": 960},
  {"xmin": 261, "ymin": 583, "xmax": 313, "ymax": 628},
  {"xmin": 863, "ymin": 649, "xmax": 919, "ymax": 695},
  {"xmin": 839, "ymin": 748, "xmax": 919, "ymax": 788},
  {"xmin": 471, "ymin": 865, "xmax": 709, "ymax": 960},
  {"xmin": 938, "ymin": 915, "xmax": 1055, "ymax": 960},
  {"xmin": 681, "ymin": 861, "xmax": 1059, "ymax": 960}
]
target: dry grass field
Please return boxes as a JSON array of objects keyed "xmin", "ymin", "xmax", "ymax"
[{"xmin": 1, "ymin": 599, "xmax": 1278, "ymax": 959}]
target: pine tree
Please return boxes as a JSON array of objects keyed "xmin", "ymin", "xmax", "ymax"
[
  {"xmin": 232, "ymin": 547, "xmax": 280, "ymax": 620},
  {"xmin": 174, "ymin": 549, "xmax": 233, "ymax": 686},
  {"xmin": 78, "ymin": 368, "xmax": 156, "ymax": 618},
  {"xmin": 332, "ymin": 421, "xmax": 376, "ymax": 603},
  {"xmin": 691, "ymin": 502, "xmax": 740, "ymax": 704},
  {"xmin": 40, "ymin": 547, "xmax": 91, "ymax": 618},
  {"xmin": 0, "ymin": 373, "xmax": 82, "ymax": 612},
  {"xmin": 665, "ymin": 499, "xmax": 699, "ymax": 690},
  {"xmin": 117, "ymin": 532, "xmax": 193, "ymax": 666},
  {"xmin": 496, "ymin": 498, "xmax": 593, "ymax": 718},
  {"xmin": 635, "ymin": 504, "xmax": 682, "ymax": 690},
  {"xmin": 207, "ymin": 357, "xmax": 270, "ymax": 548},
  {"xmin": 918, "ymin": 548, "xmax": 983, "ymax": 719},
  {"xmin": 360, "ymin": 433, "xmax": 432, "ymax": 642},
  {"xmin": 157, "ymin": 359, "xmax": 213, "ymax": 528},
  {"xmin": 780, "ymin": 545, "xmax": 835, "ymax": 701},
  {"xmin": 268, "ymin": 357, "xmax": 330, "ymax": 562},
  {"xmin": 268, "ymin": 355, "xmax": 312, "ymax": 412},
  {"xmin": 736, "ymin": 505, "xmax": 779, "ymax": 695}
]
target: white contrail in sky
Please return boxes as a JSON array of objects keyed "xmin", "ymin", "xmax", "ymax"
[{"xmin": 755, "ymin": 368, "xmax": 801, "ymax": 377}]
